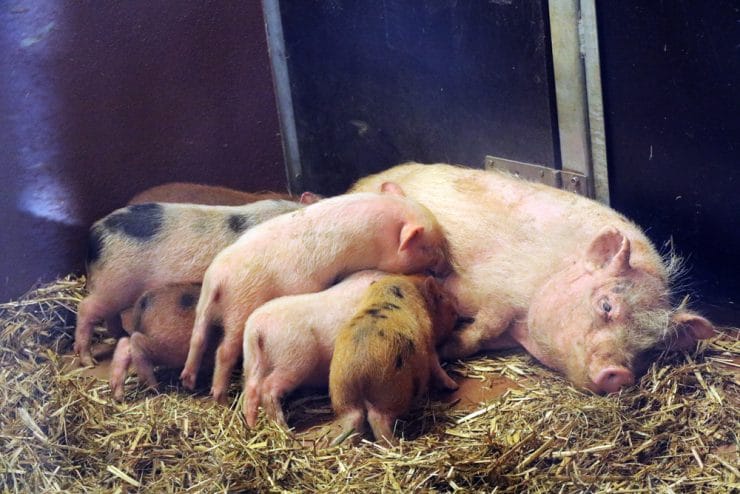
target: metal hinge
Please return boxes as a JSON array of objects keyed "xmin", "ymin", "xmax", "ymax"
[{"xmin": 484, "ymin": 156, "xmax": 592, "ymax": 197}]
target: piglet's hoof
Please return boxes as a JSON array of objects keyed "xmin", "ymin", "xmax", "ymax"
[
  {"xmin": 78, "ymin": 354, "xmax": 95, "ymax": 368},
  {"xmin": 74, "ymin": 344, "xmax": 94, "ymax": 367},
  {"xmin": 211, "ymin": 387, "xmax": 229, "ymax": 405},
  {"xmin": 180, "ymin": 370, "xmax": 196, "ymax": 390}
]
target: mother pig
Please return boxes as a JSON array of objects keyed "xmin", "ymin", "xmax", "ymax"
[{"xmin": 352, "ymin": 163, "xmax": 715, "ymax": 394}]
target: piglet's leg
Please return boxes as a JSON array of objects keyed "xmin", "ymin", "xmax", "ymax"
[
  {"xmin": 129, "ymin": 332, "xmax": 159, "ymax": 389},
  {"xmin": 76, "ymin": 293, "xmax": 135, "ymax": 366},
  {"xmin": 260, "ymin": 373, "xmax": 302, "ymax": 429},
  {"xmin": 429, "ymin": 357, "xmax": 458, "ymax": 391},
  {"xmin": 439, "ymin": 308, "xmax": 514, "ymax": 360},
  {"xmin": 331, "ymin": 408, "xmax": 366, "ymax": 447},
  {"xmin": 181, "ymin": 313, "xmax": 214, "ymax": 390},
  {"xmin": 242, "ymin": 332, "xmax": 267, "ymax": 428},
  {"xmin": 367, "ymin": 407, "xmax": 398, "ymax": 446},
  {"xmin": 110, "ymin": 337, "xmax": 132, "ymax": 402},
  {"xmin": 105, "ymin": 314, "xmax": 126, "ymax": 339},
  {"xmin": 75, "ymin": 296, "xmax": 108, "ymax": 366},
  {"xmin": 211, "ymin": 325, "xmax": 243, "ymax": 404},
  {"xmin": 243, "ymin": 378, "xmax": 261, "ymax": 428}
]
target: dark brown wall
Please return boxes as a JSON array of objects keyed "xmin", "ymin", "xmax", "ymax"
[
  {"xmin": 597, "ymin": 0, "xmax": 739, "ymax": 323},
  {"xmin": 0, "ymin": 1, "xmax": 286, "ymax": 301}
]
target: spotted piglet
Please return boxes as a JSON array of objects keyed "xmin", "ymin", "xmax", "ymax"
[
  {"xmin": 181, "ymin": 185, "xmax": 450, "ymax": 404},
  {"xmin": 74, "ymin": 199, "xmax": 303, "ymax": 366},
  {"xmin": 329, "ymin": 274, "xmax": 459, "ymax": 445},
  {"xmin": 109, "ymin": 283, "xmax": 219, "ymax": 401}
]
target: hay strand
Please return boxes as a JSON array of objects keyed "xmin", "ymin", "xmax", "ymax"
[{"xmin": 1, "ymin": 276, "xmax": 738, "ymax": 492}]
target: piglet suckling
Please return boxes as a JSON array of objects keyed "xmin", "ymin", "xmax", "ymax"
[
  {"xmin": 180, "ymin": 184, "xmax": 450, "ymax": 404},
  {"xmin": 109, "ymin": 283, "xmax": 219, "ymax": 401},
  {"xmin": 241, "ymin": 270, "xmax": 387, "ymax": 428},
  {"xmin": 329, "ymin": 274, "xmax": 459, "ymax": 445},
  {"xmin": 75, "ymin": 199, "xmax": 303, "ymax": 366}
]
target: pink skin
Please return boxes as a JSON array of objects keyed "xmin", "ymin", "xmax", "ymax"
[
  {"xmin": 180, "ymin": 186, "xmax": 450, "ymax": 404},
  {"xmin": 351, "ymin": 163, "xmax": 716, "ymax": 393},
  {"xmin": 298, "ymin": 191, "xmax": 324, "ymax": 204},
  {"xmin": 74, "ymin": 199, "xmax": 302, "ymax": 366},
  {"xmin": 242, "ymin": 270, "xmax": 387, "ymax": 428},
  {"xmin": 110, "ymin": 336, "xmax": 132, "ymax": 401},
  {"xmin": 519, "ymin": 228, "xmax": 715, "ymax": 393}
]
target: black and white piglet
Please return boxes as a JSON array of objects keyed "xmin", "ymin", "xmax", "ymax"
[{"xmin": 74, "ymin": 198, "xmax": 306, "ymax": 366}]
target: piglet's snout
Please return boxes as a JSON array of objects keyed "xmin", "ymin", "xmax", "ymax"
[{"xmin": 592, "ymin": 366, "xmax": 635, "ymax": 394}]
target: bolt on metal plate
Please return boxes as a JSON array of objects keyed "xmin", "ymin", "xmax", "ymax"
[{"xmin": 484, "ymin": 155, "xmax": 591, "ymax": 197}]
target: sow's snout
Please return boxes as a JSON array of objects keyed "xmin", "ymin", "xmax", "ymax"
[{"xmin": 590, "ymin": 366, "xmax": 635, "ymax": 394}]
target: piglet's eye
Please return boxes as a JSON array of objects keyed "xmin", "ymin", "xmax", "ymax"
[{"xmin": 601, "ymin": 299, "xmax": 612, "ymax": 313}]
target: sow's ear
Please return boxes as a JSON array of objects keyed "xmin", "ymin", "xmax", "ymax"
[
  {"xmin": 381, "ymin": 182, "xmax": 406, "ymax": 196},
  {"xmin": 399, "ymin": 224, "xmax": 424, "ymax": 252},
  {"xmin": 585, "ymin": 227, "xmax": 631, "ymax": 275},
  {"xmin": 666, "ymin": 311, "xmax": 715, "ymax": 350}
]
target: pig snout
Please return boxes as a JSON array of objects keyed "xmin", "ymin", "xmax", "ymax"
[
  {"xmin": 591, "ymin": 366, "xmax": 635, "ymax": 394},
  {"xmin": 586, "ymin": 340, "xmax": 637, "ymax": 394}
]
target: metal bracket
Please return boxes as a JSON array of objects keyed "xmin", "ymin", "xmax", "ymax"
[{"xmin": 484, "ymin": 156, "xmax": 591, "ymax": 197}]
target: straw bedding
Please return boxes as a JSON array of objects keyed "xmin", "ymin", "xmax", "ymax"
[{"xmin": 1, "ymin": 276, "xmax": 737, "ymax": 492}]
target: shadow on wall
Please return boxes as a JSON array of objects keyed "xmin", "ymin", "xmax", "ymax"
[{"xmin": 0, "ymin": 1, "xmax": 285, "ymax": 301}]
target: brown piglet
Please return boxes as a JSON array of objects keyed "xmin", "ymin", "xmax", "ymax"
[
  {"xmin": 109, "ymin": 283, "xmax": 217, "ymax": 401},
  {"xmin": 128, "ymin": 182, "xmax": 289, "ymax": 206},
  {"xmin": 128, "ymin": 181, "xmax": 323, "ymax": 207},
  {"xmin": 329, "ymin": 274, "xmax": 459, "ymax": 445}
]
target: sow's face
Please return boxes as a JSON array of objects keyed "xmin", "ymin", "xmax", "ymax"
[{"xmin": 526, "ymin": 228, "xmax": 714, "ymax": 394}]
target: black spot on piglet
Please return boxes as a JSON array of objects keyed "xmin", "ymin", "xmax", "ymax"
[
  {"xmin": 390, "ymin": 285, "xmax": 404, "ymax": 298},
  {"xmin": 227, "ymin": 214, "xmax": 253, "ymax": 233},
  {"xmin": 179, "ymin": 292, "xmax": 196, "ymax": 310},
  {"xmin": 86, "ymin": 224, "xmax": 105, "ymax": 265},
  {"xmin": 395, "ymin": 337, "xmax": 416, "ymax": 369},
  {"xmin": 104, "ymin": 203, "xmax": 164, "ymax": 241},
  {"xmin": 366, "ymin": 308, "xmax": 388, "ymax": 319}
]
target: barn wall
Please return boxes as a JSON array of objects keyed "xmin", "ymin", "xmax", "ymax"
[
  {"xmin": 597, "ymin": 0, "xmax": 740, "ymax": 322},
  {"xmin": 0, "ymin": 1, "xmax": 285, "ymax": 301}
]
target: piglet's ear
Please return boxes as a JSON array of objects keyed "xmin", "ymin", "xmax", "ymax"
[
  {"xmin": 666, "ymin": 311, "xmax": 715, "ymax": 350},
  {"xmin": 299, "ymin": 191, "xmax": 322, "ymax": 204},
  {"xmin": 381, "ymin": 182, "xmax": 406, "ymax": 196},
  {"xmin": 399, "ymin": 224, "xmax": 423, "ymax": 252},
  {"xmin": 585, "ymin": 227, "xmax": 631, "ymax": 275},
  {"xmin": 422, "ymin": 276, "xmax": 440, "ymax": 300}
]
